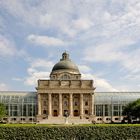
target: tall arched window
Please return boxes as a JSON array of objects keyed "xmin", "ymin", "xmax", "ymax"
[{"xmin": 60, "ymin": 74, "xmax": 70, "ymax": 80}]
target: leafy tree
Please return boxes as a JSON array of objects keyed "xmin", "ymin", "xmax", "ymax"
[
  {"xmin": 0, "ymin": 103, "xmax": 6, "ymax": 122},
  {"xmin": 123, "ymin": 99, "xmax": 140, "ymax": 123}
]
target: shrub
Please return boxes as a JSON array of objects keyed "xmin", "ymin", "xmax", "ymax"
[{"xmin": 0, "ymin": 124, "xmax": 139, "ymax": 140}]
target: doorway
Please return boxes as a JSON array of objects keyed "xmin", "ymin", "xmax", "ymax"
[
  {"xmin": 74, "ymin": 110, "xmax": 79, "ymax": 116},
  {"xmin": 53, "ymin": 110, "xmax": 58, "ymax": 116}
]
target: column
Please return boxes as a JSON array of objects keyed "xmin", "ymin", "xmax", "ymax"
[
  {"xmin": 80, "ymin": 93, "xmax": 83, "ymax": 117},
  {"xmin": 59, "ymin": 93, "xmax": 62, "ymax": 116},
  {"xmin": 48, "ymin": 93, "xmax": 52, "ymax": 116},
  {"xmin": 91, "ymin": 93, "xmax": 94, "ymax": 115},
  {"xmin": 38, "ymin": 94, "xmax": 41, "ymax": 115},
  {"xmin": 69, "ymin": 93, "xmax": 73, "ymax": 116},
  {"xmin": 103, "ymin": 104, "xmax": 105, "ymax": 122}
]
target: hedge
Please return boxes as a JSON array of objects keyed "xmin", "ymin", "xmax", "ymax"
[{"xmin": 0, "ymin": 124, "xmax": 140, "ymax": 140}]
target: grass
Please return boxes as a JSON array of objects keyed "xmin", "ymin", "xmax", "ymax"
[{"xmin": 0, "ymin": 123, "xmax": 140, "ymax": 127}]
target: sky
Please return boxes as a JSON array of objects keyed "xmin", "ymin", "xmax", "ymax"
[{"xmin": 0, "ymin": 0, "xmax": 140, "ymax": 92}]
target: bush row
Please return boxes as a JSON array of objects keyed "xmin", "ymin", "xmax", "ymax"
[{"xmin": 0, "ymin": 125, "xmax": 140, "ymax": 140}]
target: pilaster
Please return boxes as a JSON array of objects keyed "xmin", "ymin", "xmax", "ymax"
[
  {"xmin": 59, "ymin": 93, "xmax": 62, "ymax": 116},
  {"xmin": 69, "ymin": 93, "xmax": 73, "ymax": 116},
  {"xmin": 48, "ymin": 93, "xmax": 52, "ymax": 116},
  {"xmin": 80, "ymin": 93, "xmax": 83, "ymax": 117},
  {"xmin": 38, "ymin": 93, "xmax": 41, "ymax": 115},
  {"xmin": 90, "ymin": 93, "xmax": 94, "ymax": 116}
]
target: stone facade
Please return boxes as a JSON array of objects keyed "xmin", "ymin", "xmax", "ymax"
[{"xmin": 36, "ymin": 52, "xmax": 95, "ymax": 124}]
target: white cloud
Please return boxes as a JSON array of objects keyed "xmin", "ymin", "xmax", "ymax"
[
  {"xmin": 1, "ymin": 0, "xmax": 140, "ymax": 91},
  {"xmin": 0, "ymin": 35, "xmax": 17, "ymax": 57},
  {"xmin": 27, "ymin": 34, "xmax": 65, "ymax": 47},
  {"xmin": 12, "ymin": 78, "xmax": 23, "ymax": 82},
  {"xmin": 84, "ymin": 43, "xmax": 123, "ymax": 62},
  {"xmin": 30, "ymin": 59, "xmax": 54, "ymax": 69},
  {"xmin": 82, "ymin": 73, "xmax": 118, "ymax": 92},
  {"xmin": 124, "ymin": 48, "xmax": 140, "ymax": 75},
  {"xmin": 25, "ymin": 71, "xmax": 50, "ymax": 86},
  {"xmin": 2, "ymin": 0, "xmax": 140, "ymax": 39},
  {"xmin": 78, "ymin": 65, "xmax": 92, "ymax": 73},
  {"xmin": 72, "ymin": 18, "xmax": 93, "ymax": 31},
  {"xmin": 24, "ymin": 58, "xmax": 54, "ymax": 86},
  {"xmin": 0, "ymin": 83, "xmax": 9, "ymax": 90}
]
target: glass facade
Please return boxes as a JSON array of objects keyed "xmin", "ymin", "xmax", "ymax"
[
  {"xmin": 94, "ymin": 92, "xmax": 140, "ymax": 122},
  {"xmin": 0, "ymin": 92, "xmax": 37, "ymax": 123}
]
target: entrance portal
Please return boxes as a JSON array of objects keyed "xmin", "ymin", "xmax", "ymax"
[
  {"xmin": 53, "ymin": 110, "xmax": 58, "ymax": 116},
  {"xmin": 74, "ymin": 110, "xmax": 79, "ymax": 116}
]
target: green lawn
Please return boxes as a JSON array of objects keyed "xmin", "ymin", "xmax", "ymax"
[{"xmin": 0, "ymin": 123, "xmax": 140, "ymax": 127}]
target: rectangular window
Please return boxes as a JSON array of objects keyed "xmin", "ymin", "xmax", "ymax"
[{"xmin": 96, "ymin": 105, "xmax": 103, "ymax": 116}]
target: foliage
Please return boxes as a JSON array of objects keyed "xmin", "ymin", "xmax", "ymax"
[
  {"xmin": 123, "ymin": 98, "xmax": 140, "ymax": 121},
  {"xmin": 0, "ymin": 103, "xmax": 6, "ymax": 121},
  {"xmin": 0, "ymin": 125, "xmax": 140, "ymax": 140}
]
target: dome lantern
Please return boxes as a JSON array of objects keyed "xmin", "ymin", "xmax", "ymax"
[
  {"xmin": 61, "ymin": 51, "xmax": 69, "ymax": 60},
  {"xmin": 50, "ymin": 52, "xmax": 81, "ymax": 80}
]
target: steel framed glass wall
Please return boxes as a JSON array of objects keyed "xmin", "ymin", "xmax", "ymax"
[
  {"xmin": 0, "ymin": 92, "xmax": 37, "ymax": 123},
  {"xmin": 94, "ymin": 92, "xmax": 140, "ymax": 122}
]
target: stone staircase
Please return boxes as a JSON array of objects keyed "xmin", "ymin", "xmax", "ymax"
[{"xmin": 38, "ymin": 116, "xmax": 92, "ymax": 124}]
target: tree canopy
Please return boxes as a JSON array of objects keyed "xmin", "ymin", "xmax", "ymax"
[
  {"xmin": 123, "ymin": 98, "xmax": 140, "ymax": 121},
  {"xmin": 0, "ymin": 103, "xmax": 6, "ymax": 121}
]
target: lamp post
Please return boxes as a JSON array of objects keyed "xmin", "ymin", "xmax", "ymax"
[
  {"xmin": 111, "ymin": 97, "xmax": 113, "ymax": 123},
  {"xmin": 64, "ymin": 110, "xmax": 69, "ymax": 124}
]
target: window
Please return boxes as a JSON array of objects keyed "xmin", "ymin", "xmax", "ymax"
[
  {"xmin": 106, "ymin": 118, "xmax": 111, "ymax": 121},
  {"xmin": 29, "ymin": 118, "xmax": 33, "ymax": 121},
  {"xmin": 85, "ymin": 110, "xmax": 88, "ymax": 114},
  {"xmin": 85, "ymin": 101, "xmax": 88, "ymax": 106},
  {"xmin": 21, "ymin": 118, "xmax": 25, "ymax": 121},
  {"xmin": 97, "ymin": 118, "xmax": 102, "ymax": 121},
  {"xmin": 74, "ymin": 110, "xmax": 79, "ymax": 116},
  {"xmin": 43, "ymin": 101, "xmax": 47, "ymax": 106},
  {"xmin": 74, "ymin": 102, "xmax": 78, "ymax": 106},
  {"xmin": 54, "ymin": 101, "xmax": 57, "ymax": 106},
  {"xmin": 61, "ymin": 74, "xmax": 70, "ymax": 80},
  {"xmin": 113, "ymin": 105, "xmax": 119, "ymax": 116},
  {"xmin": 3, "ymin": 118, "xmax": 7, "ymax": 121},
  {"xmin": 96, "ymin": 105, "xmax": 103, "ymax": 116},
  {"xmin": 43, "ymin": 110, "xmax": 47, "ymax": 114},
  {"xmin": 113, "ymin": 111, "xmax": 119, "ymax": 116},
  {"xmin": 64, "ymin": 95, "xmax": 67, "ymax": 98},
  {"xmin": 115, "ymin": 118, "xmax": 119, "ymax": 120},
  {"xmin": 64, "ymin": 101, "xmax": 68, "ymax": 106},
  {"xmin": 11, "ymin": 118, "xmax": 16, "ymax": 121},
  {"xmin": 114, "ymin": 106, "xmax": 119, "ymax": 110},
  {"xmin": 52, "ymin": 76, "xmax": 55, "ymax": 80},
  {"xmin": 105, "ymin": 105, "xmax": 110, "ymax": 116}
]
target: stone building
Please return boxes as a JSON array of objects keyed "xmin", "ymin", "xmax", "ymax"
[
  {"xmin": 0, "ymin": 52, "xmax": 140, "ymax": 124},
  {"xmin": 36, "ymin": 52, "xmax": 95, "ymax": 124}
]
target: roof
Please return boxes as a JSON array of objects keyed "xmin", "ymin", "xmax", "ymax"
[{"xmin": 51, "ymin": 52, "xmax": 80, "ymax": 74}]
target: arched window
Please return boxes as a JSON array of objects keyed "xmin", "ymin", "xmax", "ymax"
[
  {"xmin": 43, "ymin": 110, "xmax": 47, "ymax": 114},
  {"xmin": 85, "ymin": 110, "xmax": 89, "ymax": 114},
  {"xmin": 43, "ymin": 101, "xmax": 47, "ymax": 106},
  {"xmin": 64, "ymin": 101, "xmax": 68, "ymax": 106},
  {"xmin": 60, "ymin": 74, "xmax": 70, "ymax": 80},
  {"xmin": 85, "ymin": 101, "xmax": 88, "ymax": 106}
]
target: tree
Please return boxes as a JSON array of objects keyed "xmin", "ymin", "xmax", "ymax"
[
  {"xmin": 122, "ymin": 98, "xmax": 140, "ymax": 123},
  {"xmin": 0, "ymin": 103, "xmax": 6, "ymax": 122}
]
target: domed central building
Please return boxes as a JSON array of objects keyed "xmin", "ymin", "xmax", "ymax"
[
  {"xmin": 50, "ymin": 52, "xmax": 81, "ymax": 80},
  {"xmin": 37, "ymin": 52, "xmax": 95, "ymax": 124}
]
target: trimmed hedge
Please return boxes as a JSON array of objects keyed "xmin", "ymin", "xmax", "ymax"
[{"xmin": 0, "ymin": 125, "xmax": 140, "ymax": 140}]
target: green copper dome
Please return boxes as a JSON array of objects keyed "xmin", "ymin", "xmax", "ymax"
[{"xmin": 51, "ymin": 52, "xmax": 80, "ymax": 73}]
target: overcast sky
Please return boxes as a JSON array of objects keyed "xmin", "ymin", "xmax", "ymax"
[{"xmin": 0, "ymin": 0, "xmax": 140, "ymax": 92}]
